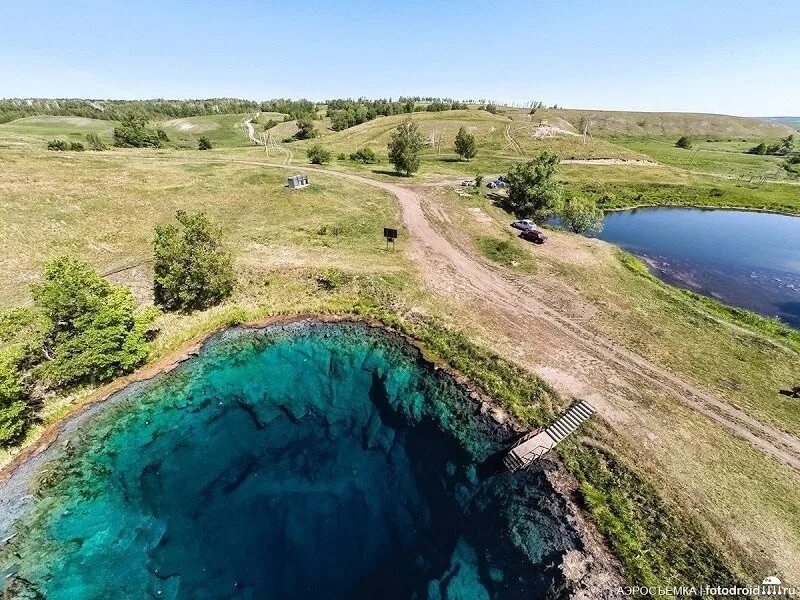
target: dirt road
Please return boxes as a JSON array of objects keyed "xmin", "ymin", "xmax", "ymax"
[
  {"xmin": 116, "ymin": 154, "xmax": 800, "ymax": 471},
  {"xmin": 244, "ymin": 117, "xmax": 292, "ymax": 164}
]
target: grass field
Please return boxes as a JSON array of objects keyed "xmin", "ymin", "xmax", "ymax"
[
  {"xmin": 0, "ymin": 148, "xmax": 404, "ymax": 307},
  {"xmin": 0, "ymin": 116, "xmax": 117, "ymax": 148},
  {"xmin": 613, "ymin": 137, "xmax": 794, "ymax": 180}
]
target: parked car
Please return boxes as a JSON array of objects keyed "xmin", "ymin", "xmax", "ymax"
[
  {"xmin": 460, "ymin": 179, "xmax": 475, "ymax": 186},
  {"xmin": 510, "ymin": 219, "xmax": 536, "ymax": 231},
  {"xmin": 486, "ymin": 180, "xmax": 497, "ymax": 189},
  {"xmin": 486, "ymin": 179, "xmax": 506, "ymax": 189},
  {"xmin": 520, "ymin": 229, "xmax": 547, "ymax": 244}
]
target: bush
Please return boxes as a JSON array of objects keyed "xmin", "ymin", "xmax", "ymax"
[
  {"xmin": 85, "ymin": 133, "xmax": 108, "ymax": 151},
  {"xmin": 113, "ymin": 124, "xmax": 161, "ymax": 148},
  {"xmin": 294, "ymin": 116, "xmax": 317, "ymax": 140},
  {"xmin": 263, "ymin": 118, "xmax": 279, "ymax": 130},
  {"xmin": 747, "ymin": 142, "xmax": 767, "ymax": 155},
  {"xmin": 154, "ymin": 211, "xmax": 236, "ymax": 311},
  {"xmin": 198, "ymin": 136, "xmax": 213, "ymax": 150},
  {"xmin": 47, "ymin": 139, "xmax": 83, "ymax": 151},
  {"xmin": 484, "ymin": 104, "xmax": 498, "ymax": 114},
  {"xmin": 31, "ymin": 257, "xmax": 155, "ymax": 386},
  {"xmin": 454, "ymin": 126, "xmax": 477, "ymax": 160},
  {"xmin": 349, "ymin": 147, "xmax": 377, "ymax": 164},
  {"xmin": 560, "ymin": 195, "xmax": 604, "ymax": 234},
  {"xmin": 113, "ymin": 109, "xmax": 162, "ymax": 148},
  {"xmin": 337, "ymin": 152, "xmax": 347, "ymax": 161},
  {"xmin": 47, "ymin": 139, "xmax": 67, "ymax": 151},
  {"xmin": 387, "ymin": 119, "xmax": 424, "ymax": 176},
  {"xmin": 307, "ymin": 145, "xmax": 332, "ymax": 164},
  {"xmin": 675, "ymin": 136, "xmax": 692, "ymax": 149}
]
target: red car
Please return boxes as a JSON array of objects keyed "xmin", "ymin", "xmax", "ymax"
[{"xmin": 520, "ymin": 229, "xmax": 547, "ymax": 244}]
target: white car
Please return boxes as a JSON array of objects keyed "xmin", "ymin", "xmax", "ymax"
[{"xmin": 510, "ymin": 219, "xmax": 536, "ymax": 231}]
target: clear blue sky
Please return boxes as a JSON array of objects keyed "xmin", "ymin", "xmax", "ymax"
[{"xmin": 1, "ymin": 0, "xmax": 797, "ymax": 116}]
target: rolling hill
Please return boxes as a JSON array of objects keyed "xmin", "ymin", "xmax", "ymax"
[{"xmin": 522, "ymin": 107, "xmax": 796, "ymax": 140}]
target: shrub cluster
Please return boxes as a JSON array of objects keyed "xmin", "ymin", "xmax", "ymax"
[
  {"xmin": 307, "ymin": 145, "xmax": 332, "ymax": 164},
  {"xmin": 47, "ymin": 139, "xmax": 84, "ymax": 151},
  {"xmin": 349, "ymin": 147, "xmax": 377, "ymax": 164}
]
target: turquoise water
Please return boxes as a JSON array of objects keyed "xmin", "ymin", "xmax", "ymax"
[{"xmin": 0, "ymin": 322, "xmax": 577, "ymax": 599}]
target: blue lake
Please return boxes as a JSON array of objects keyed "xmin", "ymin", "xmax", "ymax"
[
  {"xmin": 592, "ymin": 207, "xmax": 800, "ymax": 327},
  {"xmin": 0, "ymin": 322, "xmax": 578, "ymax": 600}
]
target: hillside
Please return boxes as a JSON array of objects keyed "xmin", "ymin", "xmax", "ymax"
[
  {"xmin": 157, "ymin": 113, "xmax": 258, "ymax": 148},
  {"xmin": 524, "ymin": 107, "xmax": 797, "ymax": 140},
  {"xmin": 296, "ymin": 109, "xmax": 644, "ymax": 165}
]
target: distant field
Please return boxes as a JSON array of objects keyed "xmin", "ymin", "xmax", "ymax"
[
  {"xmin": 0, "ymin": 116, "xmax": 116, "ymax": 147},
  {"xmin": 615, "ymin": 137, "xmax": 792, "ymax": 180},
  {"xmin": 560, "ymin": 162, "xmax": 800, "ymax": 214}
]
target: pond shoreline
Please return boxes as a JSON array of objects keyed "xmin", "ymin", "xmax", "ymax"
[
  {"xmin": 0, "ymin": 314, "xmax": 624, "ymax": 595},
  {"xmin": 0, "ymin": 314, "xmax": 526, "ymax": 482}
]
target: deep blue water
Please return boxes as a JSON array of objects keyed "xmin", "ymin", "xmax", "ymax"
[
  {"xmin": 592, "ymin": 207, "xmax": 800, "ymax": 327},
  {"xmin": 0, "ymin": 322, "xmax": 578, "ymax": 600}
]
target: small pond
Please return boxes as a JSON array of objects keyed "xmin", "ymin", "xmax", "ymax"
[
  {"xmin": 0, "ymin": 321, "xmax": 579, "ymax": 600},
  {"xmin": 589, "ymin": 207, "xmax": 800, "ymax": 327}
]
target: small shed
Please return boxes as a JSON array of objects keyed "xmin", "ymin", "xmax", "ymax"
[{"xmin": 287, "ymin": 174, "xmax": 309, "ymax": 189}]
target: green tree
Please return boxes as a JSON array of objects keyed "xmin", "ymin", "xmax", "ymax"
[
  {"xmin": 307, "ymin": 145, "xmax": 332, "ymax": 164},
  {"xmin": 294, "ymin": 117, "xmax": 317, "ymax": 140},
  {"xmin": 387, "ymin": 119, "xmax": 424, "ymax": 176},
  {"xmin": 31, "ymin": 257, "xmax": 154, "ymax": 386},
  {"xmin": 198, "ymin": 136, "xmax": 213, "ymax": 150},
  {"xmin": 502, "ymin": 151, "xmax": 563, "ymax": 220},
  {"xmin": 0, "ymin": 348, "xmax": 28, "ymax": 448},
  {"xmin": 675, "ymin": 135, "xmax": 692, "ymax": 149},
  {"xmin": 777, "ymin": 134, "xmax": 795, "ymax": 156},
  {"xmin": 454, "ymin": 126, "xmax": 477, "ymax": 160},
  {"xmin": 561, "ymin": 195, "xmax": 605, "ymax": 234},
  {"xmin": 113, "ymin": 108, "xmax": 162, "ymax": 148},
  {"xmin": 154, "ymin": 211, "xmax": 236, "ymax": 311}
]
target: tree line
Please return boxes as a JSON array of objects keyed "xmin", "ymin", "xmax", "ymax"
[{"xmin": 326, "ymin": 97, "xmax": 470, "ymax": 131}]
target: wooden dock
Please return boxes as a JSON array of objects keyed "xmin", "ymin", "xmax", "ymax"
[{"xmin": 503, "ymin": 401, "xmax": 596, "ymax": 471}]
